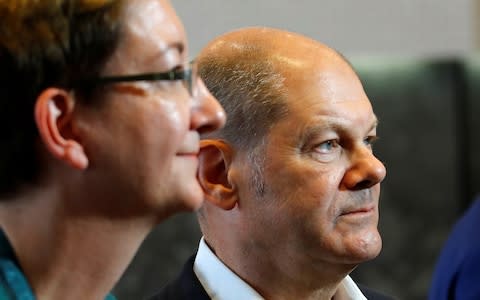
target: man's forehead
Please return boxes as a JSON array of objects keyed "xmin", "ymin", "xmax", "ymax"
[{"xmin": 281, "ymin": 60, "xmax": 364, "ymax": 103}]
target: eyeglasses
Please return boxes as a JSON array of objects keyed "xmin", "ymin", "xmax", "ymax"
[{"xmin": 77, "ymin": 61, "xmax": 197, "ymax": 96}]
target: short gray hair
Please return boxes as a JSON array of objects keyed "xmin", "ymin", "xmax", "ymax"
[
  {"xmin": 198, "ymin": 52, "xmax": 289, "ymax": 197},
  {"xmin": 198, "ymin": 54, "xmax": 288, "ymax": 152}
]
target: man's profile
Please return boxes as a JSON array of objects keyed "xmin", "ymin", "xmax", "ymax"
[{"xmin": 152, "ymin": 27, "xmax": 390, "ymax": 300}]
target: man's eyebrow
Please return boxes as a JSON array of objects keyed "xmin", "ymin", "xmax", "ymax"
[{"xmin": 301, "ymin": 117, "xmax": 379, "ymax": 143}]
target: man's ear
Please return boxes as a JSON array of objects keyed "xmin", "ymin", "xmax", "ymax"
[
  {"xmin": 34, "ymin": 88, "xmax": 88, "ymax": 170},
  {"xmin": 198, "ymin": 139, "xmax": 237, "ymax": 210}
]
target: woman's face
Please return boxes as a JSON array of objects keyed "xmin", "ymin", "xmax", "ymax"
[{"xmin": 77, "ymin": 0, "xmax": 225, "ymax": 220}]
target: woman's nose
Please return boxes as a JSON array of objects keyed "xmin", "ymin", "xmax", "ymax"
[{"xmin": 190, "ymin": 78, "xmax": 226, "ymax": 134}]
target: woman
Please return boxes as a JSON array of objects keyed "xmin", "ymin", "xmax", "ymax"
[{"xmin": 0, "ymin": 0, "xmax": 225, "ymax": 299}]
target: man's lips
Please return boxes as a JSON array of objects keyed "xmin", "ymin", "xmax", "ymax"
[{"xmin": 340, "ymin": 205, "xmax": 376, "ymax": 216}]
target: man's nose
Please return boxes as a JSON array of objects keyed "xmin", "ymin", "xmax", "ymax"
[{"xmin": 340, "ymin": 147, "xmax": 386, "ymax": 191}]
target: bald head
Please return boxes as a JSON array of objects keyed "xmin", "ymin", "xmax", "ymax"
[
  {"xmin": 198, "ymin": 27, "xmax": 344, "ymax": 68},
  {"xmin": 197, "ymin": 27, "xmax": 358, "ymax": 151},
  {"xmin": 196, "ymin": 29, "xmax": 384, "ymax": 294}
]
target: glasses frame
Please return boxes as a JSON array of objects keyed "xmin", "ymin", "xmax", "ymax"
[{"xmin": 76, "ymin": 61, "xmax": 196, "ymax": 96}]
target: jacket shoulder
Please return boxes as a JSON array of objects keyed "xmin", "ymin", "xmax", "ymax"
[
  {"xmin": 359, "ymin": 284, "xmax": 395, "ymax": 300},
  {"xmin": 147, "ymin": 254, "xmax": 210, "ymax": 300}
]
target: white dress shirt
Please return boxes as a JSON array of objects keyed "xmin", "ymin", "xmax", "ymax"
[{"xmin": 193, "ymin": 237, "xmax": 367, "ymax": 300}]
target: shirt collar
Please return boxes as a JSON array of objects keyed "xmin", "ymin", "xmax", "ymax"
[
  {"xmin": 193, "ymin": 237, "xmax": 367, "ymax": 300},
  {"xmin": 194, "ymin": 237, "xmax": 264, "ymax": 300},
  {"xmin": 338, "ymin": 275, "xmax": 368, "ymax": 300}
]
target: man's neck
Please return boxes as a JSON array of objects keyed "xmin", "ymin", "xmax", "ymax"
[{"xmin": 208, "ymin": 238, "xmax": 355, "ymax": 300}]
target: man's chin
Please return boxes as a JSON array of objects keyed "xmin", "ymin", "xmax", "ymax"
[
  {"xmin": 349, "ymin": 232, "xmax": 382, "ymax": 263},
  {"xmin": 335, "ymin": 229, "xmax": 382, "ymax": 265}
]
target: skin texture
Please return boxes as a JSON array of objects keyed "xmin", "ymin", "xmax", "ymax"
[
  {"xmin": 73, "ymin": 0, "xmax": 226, "ymax": 218},
  {"xmin": 0, "ymin": 1, "xmax": 225, "ymax": 299},
  {"xmin": 197, "ymin": 27, "xmax": 386, "ymax": 300}
]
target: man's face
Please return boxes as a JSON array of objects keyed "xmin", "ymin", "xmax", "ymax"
[
  {"xmin": 235, "ymin": 54, "xmax": 386, "ymax": 268},
  {"xmin": 80, "ymin": 0, "xmax": 225, "ymax": 218}
]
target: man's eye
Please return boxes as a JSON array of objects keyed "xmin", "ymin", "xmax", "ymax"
[{"xmin": 315, "ymin": 140, "xmax": 339, "ymax": 153}]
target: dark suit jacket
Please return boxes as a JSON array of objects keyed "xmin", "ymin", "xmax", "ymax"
[
  {"xmin": 148, "ymin": 255, "xmax": 393, "ymax": 300},
  {"xmin": 429, "ymin": 198, "xmax": 480, "ymax": 300}
]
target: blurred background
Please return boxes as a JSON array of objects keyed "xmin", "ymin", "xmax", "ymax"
[{"xmin": 113, "ymin": 0, "xmax": 480, "ymax": 299}]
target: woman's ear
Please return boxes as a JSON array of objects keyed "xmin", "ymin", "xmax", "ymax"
[
  {"xmin": 34, "ymin": 88, "xmax": 88, "ymax": 170},
  {"xmin": 197, "ymin": 139, "xmax": 237, "ymax": 210}
]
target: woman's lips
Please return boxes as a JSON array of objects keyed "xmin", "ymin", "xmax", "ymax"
[
  {"xmin": 176, "ymin": 151, "xmax": 198, "ymax": 156},
  {"xmin": 177, "ymin": 132, "xmax": 200, "ymax": 155}
]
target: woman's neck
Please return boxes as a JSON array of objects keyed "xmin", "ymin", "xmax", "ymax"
[{"xmin": 0, "ymin": 185, "xmax": 154, "ymax": 300}]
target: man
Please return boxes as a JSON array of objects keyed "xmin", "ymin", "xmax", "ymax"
[
  {"xmin": 429, "ymin": 195, "xmax": 480, "ymax": 300},
  {"xmin": 0, "ymin": 0, "xmax": 225, "ymax": 299},
  {"xmin": 152, "ymin": 27, "xmax": 390, "ymax": 299}
]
